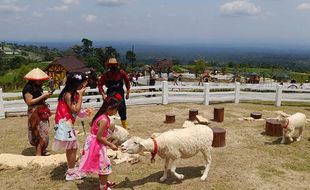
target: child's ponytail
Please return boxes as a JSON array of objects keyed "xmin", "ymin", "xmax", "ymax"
[{"xmin": 91, "ymin": 92, "xmax": 122, "ymax": 125}]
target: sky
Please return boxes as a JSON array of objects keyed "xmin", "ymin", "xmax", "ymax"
[{"xmin": 1, "ymin": 0, "xmax": 310, "ymax": 46}]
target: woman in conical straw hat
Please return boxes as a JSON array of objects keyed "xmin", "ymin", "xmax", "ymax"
[{"xmin": 22, "ymin": 68, "xmax": 52, "ymax": 156}]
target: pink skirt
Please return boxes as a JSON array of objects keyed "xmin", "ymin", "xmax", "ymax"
[
  {"xmin": 79, "ymin": 134, "xmax": 112, "ymax": 175},
  {"xmin": 52, "ymin": 139, "xmax": 78, "ymax": 151}
]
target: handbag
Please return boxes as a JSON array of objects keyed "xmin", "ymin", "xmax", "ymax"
[{"xmin": 37, "ymin": 105, "xmax": 52, "ymax": 120}]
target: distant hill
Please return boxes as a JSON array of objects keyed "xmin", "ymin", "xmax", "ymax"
[{"xmin": 5, "ymin": 41, "xmax": 310, "ymax": 72}]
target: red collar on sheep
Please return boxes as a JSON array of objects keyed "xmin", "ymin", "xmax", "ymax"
[
  {"xmin": 151, "ymin": 138, "xmax": 158, "ymax": 163},
  {"xmin": 282, "ymin": 119, "xmax": 289, "ymax": 129}
]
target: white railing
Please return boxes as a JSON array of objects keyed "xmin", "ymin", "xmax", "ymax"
[{"xmin": 1, "ymin": 81, "xmax": 310, "ymax": 119}]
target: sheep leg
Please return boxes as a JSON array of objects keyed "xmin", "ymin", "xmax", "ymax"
[
  {"xmin": 296, "ymin": 127, "xmax": 304, "ymax": 142},
  {"xmin": 160, "ymin": 158, "xmax": 170, "ymax": 182},
  {"xmin": 170, "ymin": 159, "xmax": 184, "ymax": 180},
  {"xmin": 287, "ymin": 129, "xmax": 295, "ymax": 142},
  {"xmin": 281, "ymin": 130, "xmax": 286, "ymax": 144},
  {"xmin": 201, "ymin": 148, "xmax": 212, "ymax": 181}
]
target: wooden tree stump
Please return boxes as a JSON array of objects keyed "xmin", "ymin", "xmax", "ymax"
[
  {"xmin": 214, "ymin": 107, "xmax": 224, "ymax": 122},
  {"xmin": 165, "ymin": 113, "xmax": 175, "ymax": 123},
  {"xmin": 189, "ymin": 109, "xmax": 198, "ymax": 121},
  {"xmin": 212, "ymin": 127, "xmax": 226, "ymax": 147},
  {"xmin": 265, "ymin": 118, "xmax": 282, "ymax": 136},
  {"xmin": 250, "ymin": 112, "xmax": 262, "ymax": 119}
]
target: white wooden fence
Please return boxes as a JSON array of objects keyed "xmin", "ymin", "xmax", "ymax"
[{"xmin": 1, "ymin": 82, "xmax": 310, "ymax": 119}]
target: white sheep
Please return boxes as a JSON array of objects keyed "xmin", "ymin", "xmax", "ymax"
[
  {"xmin": 121, "ymin": 125, "xmax": 213, "ymax": 181},
  {"xmin": 277, "ymin": 112, "xmax": 307, "ymax": 144},
  {"xmin": 108, "ymin": 116, "xmax": 130, "ymax": 146}
]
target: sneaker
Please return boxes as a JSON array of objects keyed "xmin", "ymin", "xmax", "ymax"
[
  {"xmin": 65, "ymin": 169, "xmax": 83, "ymax": 181},
  {"xmin": 106, "ymin": 181, "xmax": 116, "ymax": 187},
  {"xmin": 98, "ymin": 185, "xmax": 111, "ymax": 190}
]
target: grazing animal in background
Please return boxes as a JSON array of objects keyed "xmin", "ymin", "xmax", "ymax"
[
  {"xmin": 108, "ymin": 116, "xmax": 130, "ymax": 146},
  {"xmin": 277, "ymin": 112, "xmax": 307, "ymax": 144},
  {"xmin": 121, "ymin": 125, "xmax": 213, "ymax": 181}
]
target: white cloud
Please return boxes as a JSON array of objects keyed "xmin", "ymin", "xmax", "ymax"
[
  {"xmin": 51, "ymin": 5, "xmax": 69, "ymax": 11},
  {"xmin": 0, "ymin": 4, "xmax": 26, "ymax": 13},
  {"xmin": 83, "ymin": 14, "xmax": 97, "ymax": 23},
  {"xmin": 97, "ymin": 0, "xmax": 132, "ymax": 7},
  {"xmin": 64, "ymin": 0, "xmax": 79, "ymax": 5},
  {"xmin": 32, "ymin": 11, "xmax": 43, "ymax": 18},
  {"xmin": 220, "ymin": 0, "xmax": 261, "ymax": 17},
  {"xmin": 297, "ymin": 3, "xmax": 310, "ymax": 11}
]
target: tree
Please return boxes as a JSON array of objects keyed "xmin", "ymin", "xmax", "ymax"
[
  {"xmin": 81, "ymin": 38, "xmax": 93, "ymax": 57},
  {"xmin": 85, "ymin": 56, "xmax": 104, "ymax": 72},
  {"xmin": 126, "ymin": 50, "xmax": 136, "ymax": 66},
  {"xmin": 72, "ymin": 45, "xmax": 82, "ymax": 57},
  {"xmin": 194, "ymin": 58, "xmax": 208, "ymax": 77},
  {"xmin": 104, "ymin": 46, "xmax": 119, "ymax": 60},
  {"xmin": 172, "ymin": 58, "xmax": 180, "ymax": 66}
]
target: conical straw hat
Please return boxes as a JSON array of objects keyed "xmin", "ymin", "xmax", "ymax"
[
  {"xmin": 107, "ymin": 58, "xmax": 118, "ymax": 64},
  {"xmin": 24, "ymin": 68, "xmax": 50, "ymax": 81}
]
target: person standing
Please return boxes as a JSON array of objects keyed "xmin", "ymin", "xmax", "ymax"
[
  {"xmin": 79, "ymin": 93, "xmax": 121, "ymax": 190},
  {"xmin": 52, "ymin": 72, "xmax": 88, "ymax": 181},
  {"xmin": 149, "ymin": 66, "xmax": 156, "ymax": 96},
  {"xmin": 98, "ymin": 58, "xmax": 130, "ymax": 129},
  {"xmin": 22, "ymin": 68, "xmax": 52, "ymax": 156}
]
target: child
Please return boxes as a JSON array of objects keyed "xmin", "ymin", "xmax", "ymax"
[
  {"xmin": 79, "ymin": 93, "xmax": 122, "ymax": 190},
  {"xmin": 52, "ymin": 72, "xmax": 88, "ymax": 181}
]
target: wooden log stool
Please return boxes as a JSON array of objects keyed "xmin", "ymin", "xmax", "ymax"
[
  {"xmin": 212, "ymin": 127, "xmax": 226, "ymax": 147},
  {"xmin": 214, "ymin": 107, "xmax": 224, "ymax": 122},
  {"xmin": 250, "ymin": 112, "xmax": 262, "ymax": 119},
  {"xmin": 165, "ymin": 113, "xmax": 175, "ymax": 124},
  {"xmin": 189, "ymin": 109, "xmax": 198, "ymax": 121},
  {"xmin": 265, "ymin": 118, "xmax": 282, "ymax": 136}
]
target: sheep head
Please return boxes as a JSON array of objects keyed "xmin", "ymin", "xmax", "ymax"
[
  {"xmin": 108, "ymin": 115, "xmax": 120, "ymax": 132},
  {"xmin": 121, "ymin": 137, "xmax": 145, "ymax": 154},
  {"xmin": 276, "ymin": 115, "xmax": 287, "ymax": 126}
]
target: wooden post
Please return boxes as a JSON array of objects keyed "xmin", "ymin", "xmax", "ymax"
[
  {"xmin": 0, "ymin": 88, "xmax": 5, "ymax": 119},
  {"xmin": 212, "ymin": 127, "xmax": 226, "ymax": 147},
  {"xmin": 214, "ymin": 107, "xmax": 224, "ymax": 122},
  {"xmin": 250, "ymin": 112, "xmax": 262, "ymax": 119},
  {"xmin": 165, "ymin": 113, "xmax": 175, "ymax": 123},
  {"xmin": 265, "ymin": 119, "xmax": 282, "ymax": 136},
  {"xmin": 234, "ymin": 82, "xmax": 240, "ymax": 104},
  {"xmin": 203, "ymin": 83, "xmax": 210, "ymax": 105},
  {"xmin": 189, "ymin": 109, "xmax": 198, "ymax": 121},
  {"xmin": 275, "ymin": 84, "xmax": 282, "ymax": 107},
  {"xmin": 162, "ymin": 81, "xmax": 168, "ymax": 105}
]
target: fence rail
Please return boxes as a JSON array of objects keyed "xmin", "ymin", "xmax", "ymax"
[{"xmin": 1, "ymin": 82, "xmax": 310, "ymax": 119}]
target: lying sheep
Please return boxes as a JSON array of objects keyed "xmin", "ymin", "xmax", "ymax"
[
  {"xmin": 277, "ymin": 112, "xmax": 307, "ymax": 144},
  {"xmin": 121, "ymin": 125, "xmax": 213, "ymax": 181},
  {"xmin": 108, "ymin": 116, "xmax": 130, "ymax": 146}
]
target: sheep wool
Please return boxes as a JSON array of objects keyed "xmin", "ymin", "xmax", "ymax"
[
  {"xmin": 122, "ymin": 125, "xmax": 213, "ymax": 181},
  {"xmin": 280, "ymin": 112, "xmax": 307, "ymax": 144}
]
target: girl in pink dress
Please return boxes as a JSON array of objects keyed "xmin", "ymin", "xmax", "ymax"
[
  {"xmin": 52, "ymin": 72, "xmax": 88, "ymax": 181},
  {"xmin": 79, "ymin": 93, "xmax": 122, "ymax": 190}
]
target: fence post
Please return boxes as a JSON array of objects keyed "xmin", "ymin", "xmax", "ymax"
[
  {"xmin": 275, "ymin": 84, "xmax": 282, "ymax": 107},
  {"xmin": 203, "ymin": 83, "xmax": 210, "ymax": 105},
  {"xmin": 0, "ymin": 88, "xmax": 5, "ymax": 119},
  {"xmin": 234, "ymin": 82, "xmax": 240, "ymax": 104},
  {"xmin": 162, "ymin": 81, "xmax": 168, "ymax": 105}
]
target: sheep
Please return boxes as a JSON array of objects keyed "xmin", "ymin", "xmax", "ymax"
[
  {"xmin": 121, "ymin": 125, "xmax": 213, "ymax": 181},
  {"xmin": 108, "ymin": 116, "xmax": 130, "ymax": 146},
  {"xmin": 277, "ymin": 112, "xmax": 307, "ymax": 144}
]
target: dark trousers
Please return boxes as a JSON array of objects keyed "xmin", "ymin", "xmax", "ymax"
[
  {"xmin": 118, "ymin": 94, "xmax": 127, "ymax": 120},
  {"xmin": 149, "ymin": 79, "xmax": 156, "ymax": 92}
]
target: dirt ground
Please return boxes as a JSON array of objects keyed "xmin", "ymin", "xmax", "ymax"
[{"xmin": 0, "ymin": 103, "xmax": 310, "ymax": 190}]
